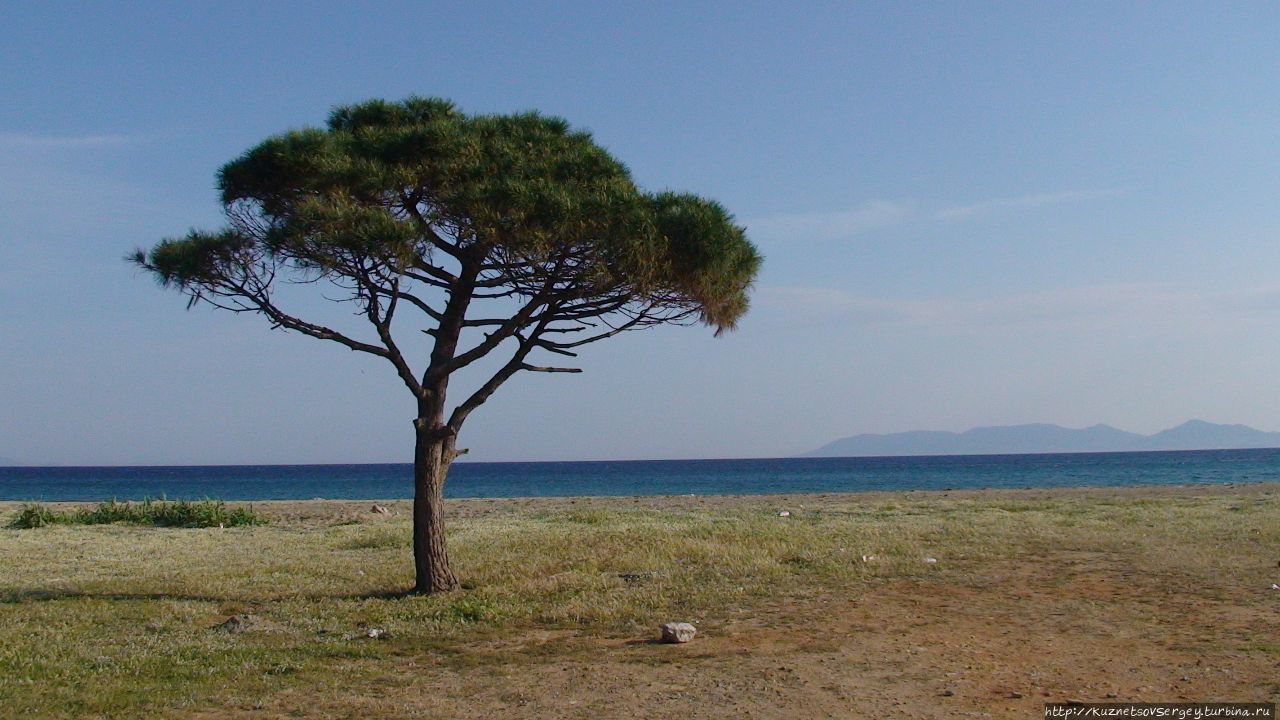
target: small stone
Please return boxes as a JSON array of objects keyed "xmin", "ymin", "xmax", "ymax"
[
  {"xmin": 371, "ymin": 505, "xmax": 390, "ymax": 515},
  {"xmin": 861, "ymin": 555, "xmax": 878, "ymax": 563},
  {"xmin": 366, "ymin": 628, "xmax": 386, "ymax": 639},
  {"xmin": 939, "ymin": 690, "xmax": 955, "ymax": 697},
  {"xmin": 924, "ymin": 557, "xmax": 938, "ymax": 564},
  {"xmin": 1007, "ymin": 692, "xmax": 1023, "ymax": 699},
  {"xmin": 659, "ymin": 622, "xmax": 696, "ymax": 643},
  {"xmin": 777, "ymin": 511, "xmax": 790, "ymax": 517}
]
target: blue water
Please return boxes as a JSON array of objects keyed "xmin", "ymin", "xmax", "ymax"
[{"xmin": 2, "ymin": 448, "xmax": 1279, "ymax": 502}]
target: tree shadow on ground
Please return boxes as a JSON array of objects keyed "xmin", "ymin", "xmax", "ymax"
[{"xmin": 0, "ymin": 587, "xmax": 423, "ymax": 604}]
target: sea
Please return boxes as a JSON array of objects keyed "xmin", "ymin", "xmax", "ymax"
[{"xmin": 1, "ymin": 448, "xmax": 1279, "ymax": 502}]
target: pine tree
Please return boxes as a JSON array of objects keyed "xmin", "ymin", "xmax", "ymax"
[{"xmin": 134, "ymin": 98, "xmax": 761, "ymax": 592}]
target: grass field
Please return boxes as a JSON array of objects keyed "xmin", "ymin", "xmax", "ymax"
[{"xmin": 2, "ymin": 484, "xmax": 1278, "ymax": 718}]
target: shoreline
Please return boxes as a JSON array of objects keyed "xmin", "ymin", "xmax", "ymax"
[{"xmin": 6, "ymin": 480, "xmax": 1276, "ymax": 524}]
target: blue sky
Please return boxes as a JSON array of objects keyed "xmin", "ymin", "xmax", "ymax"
[{"xmin": 4, "ymin": 2, "xmax": 1280, "ymax": 464}]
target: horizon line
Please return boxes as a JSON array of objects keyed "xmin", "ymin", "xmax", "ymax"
[{"xmin": 6, "ymin": 445, "xmax": 1280, "ymax": 469}]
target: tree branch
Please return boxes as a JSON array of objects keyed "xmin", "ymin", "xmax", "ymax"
[
  {"xmin": 401, "ymin": 196, "xmax": 466, "ymax": 262},
  {"xmin": 252, "ymin": 294, "xmax": 390, "ymax": 357},
  {"xmin": 353, "ymin": 270, "xmax": 424, "ymax": 397},
  {"xmin": 519, "ymin": 363, "xmax": 582, "ymax": 373},
  {"xmin": 446, "ymin": 341, "xmax": 533, "ymax": 432}
]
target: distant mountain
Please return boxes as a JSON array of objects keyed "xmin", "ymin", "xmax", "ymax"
[
  {"xmin": 1142, "ymin": 420, "xmax": 1280, "ymax": 451},
  {"xmin": 804, "ymin": 420, "xmax": 1280, "ymax": 458}
]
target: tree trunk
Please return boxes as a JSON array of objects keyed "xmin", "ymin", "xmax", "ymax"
[{"xmin": 411, "ymin": 420, "xmax": 460, "ymax": 593}]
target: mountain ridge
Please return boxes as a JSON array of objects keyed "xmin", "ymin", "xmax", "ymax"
[{"xmin": 804, "ymin": 420, "xmax": 1280, "ymax": 458}]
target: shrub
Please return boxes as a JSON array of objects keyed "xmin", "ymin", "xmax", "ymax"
[
  {"xmin": 7, "ymin": 499, "xmax": 264, "ymax": 529},
  {"xmin": 9, "ymin": 504, "xmax": 63, "ymax": 529}
]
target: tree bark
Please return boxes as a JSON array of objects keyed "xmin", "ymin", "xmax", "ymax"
[{"xmin": 411, "ymin": 419, "xmax": 460, "ymax": 593}]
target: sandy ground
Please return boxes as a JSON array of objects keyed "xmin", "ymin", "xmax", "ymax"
[{"xmin": 340, "ymin": 576, "xmax": 1276, "ymax": 720}]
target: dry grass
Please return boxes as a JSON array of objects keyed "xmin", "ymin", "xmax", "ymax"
[{"xmin": 1, "ymin": 485, "xmax": 1277, "ymax": 718}]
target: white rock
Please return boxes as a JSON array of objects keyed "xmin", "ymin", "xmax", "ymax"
[
  {"xmin": 371, "ymin": 505, "xmax": 390, "ymax": 515},
  {"xmin": 924, "ymin": 557, "xmax": 938, "ymax": 564},
  {"xmin": 659, "ymin": 622, "xmax": 697, "ymax": 643},
  {"xmin": 777, "ymin": 511, "xmax": 790, "ymax": 517}
]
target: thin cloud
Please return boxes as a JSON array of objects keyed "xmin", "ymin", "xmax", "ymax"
[
  {"xmin": 758, "ymin": 282, "xmax": 1280, "ymax": 331},
  {"xmin": 746, "ymin": 200, "xmax": 912, "ymax": 240},
  {"xmin": 755, "ymin": 286, "xmax": 912, "ymax": 324},
  {"xmin": 938, "ymin": 189, "xmax": 1124, "ymax": 219},
  {"xmin": 746, "ymin": 189, "xmax": 1123, "ymax": 240}
]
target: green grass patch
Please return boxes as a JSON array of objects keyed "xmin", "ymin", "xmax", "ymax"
[
  {"xmin": 338, "ymin": 527, "xmax": 408, "ymax": 549},
  {"xmin": 8, "ymin": 499, "xmax": 264, "ymax": 529}
]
